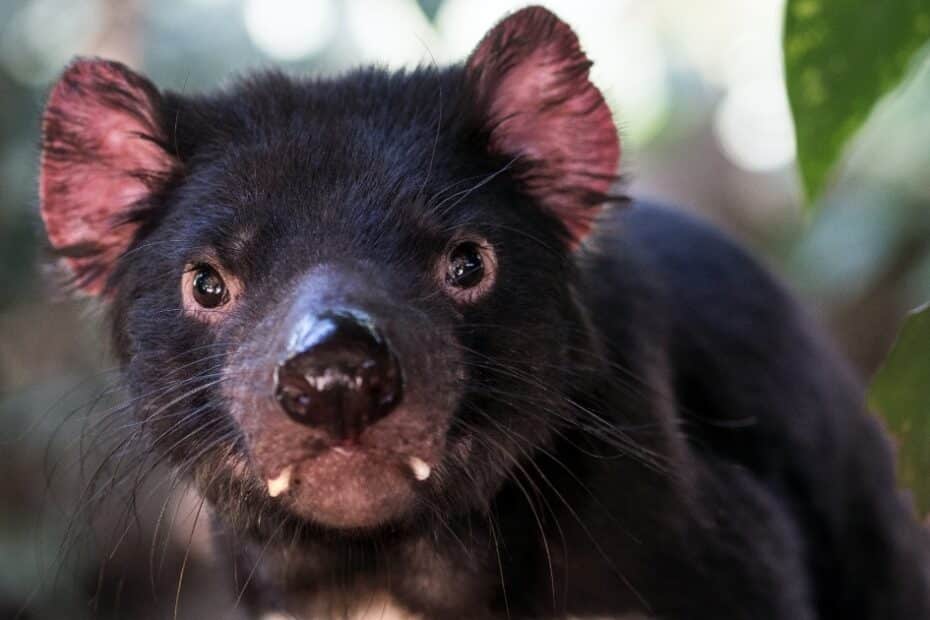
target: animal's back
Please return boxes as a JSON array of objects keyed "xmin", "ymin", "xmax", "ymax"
[{"xmin": 582, "ymin": 201, "xmax": 930, "ymax": 618}]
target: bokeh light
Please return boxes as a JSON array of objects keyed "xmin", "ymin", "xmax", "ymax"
[
  {"xmin": 243, "ymin": 0, "xmax": 337, "ymax": 60},
  {"xmin": 345, "ymin": 0, "xmax": 441, "ymax": 67},
  {"xmin": 714, "ymin": 77, "xmax": 797, "ymax": 171},
  {"xmin": 0, "ymin": 0, "xmax": 103, "ymax": 85}
]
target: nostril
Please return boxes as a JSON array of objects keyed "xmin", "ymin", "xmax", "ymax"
[
  {"xmin": 273, "ymin": 312, "xmax": 403, "ymax": 439},
  {"xmin": 274, "ymin": 376, "xmax": 318, "ymax": 423}
]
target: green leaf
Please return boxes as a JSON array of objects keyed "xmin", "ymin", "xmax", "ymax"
[
  {"xmin": 784, "ymin": 0, "xmax": 930, "ymax": 203},
  {"xmin": 869, "ymin": 306, "xmax": 930, "ymax": 515}
]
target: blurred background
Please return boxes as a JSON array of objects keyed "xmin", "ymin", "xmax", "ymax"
[{"xmin": 1, "ymin": 0, "xmax": 928, "ymax": 617}]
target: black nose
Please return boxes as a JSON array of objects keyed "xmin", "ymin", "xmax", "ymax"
[{"xmin": 274, "ymin": 312, "xmax": 403, "ymax": 441}]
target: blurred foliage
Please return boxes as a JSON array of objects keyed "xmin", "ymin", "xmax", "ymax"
[
  {"xmin": 869, "ymin": 307, "xmax": 930, "ymax": 515},
  {"xmin": 784, "ymin": 0, "xmax": 930, "ymax": 203},
  {"xmin": 783, "ymin": 0, "xmax": 930, "ymax": 516}
]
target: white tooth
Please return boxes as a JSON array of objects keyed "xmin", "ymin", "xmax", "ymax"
[
  {"xmin": 408, "ymin": 456, "xmax": 431, "ymax": 481},
  {"xmin": 266, "ymin": 465, "xmax": 293, "ymax": 497}
]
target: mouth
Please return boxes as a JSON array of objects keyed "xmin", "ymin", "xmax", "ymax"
[
  {"xmin": 265, "ymin": 448, "xmax": 432, "ymax": 497},
  {"xmin": 257, "ymin": 441, "xmax": 437, "ymax": 529}
]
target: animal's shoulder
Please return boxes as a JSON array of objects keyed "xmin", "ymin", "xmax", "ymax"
[{"xmin": 584, "ymin": 200, "xmax": 864, "ymax": 472}]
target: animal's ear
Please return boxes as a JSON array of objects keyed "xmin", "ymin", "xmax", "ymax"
[
  {"xmin": 466, "ymin": 6, "xmax": 620, "ymax": 244},
  {"xmin": 39, "ymin": 58, "xmax": 176, "ymax": 295}
]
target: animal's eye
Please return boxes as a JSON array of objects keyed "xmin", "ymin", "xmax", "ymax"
[
  {"xmin": 191, "ymin": 264, "xmax": 228, "ymax": 308},
  {"xmin": 446, "ymin": 242, "xmax": 485, "ymax": 289},
  {"xmin": 440, "ymin": 239, "xmax": 496, "ymax": 303}
]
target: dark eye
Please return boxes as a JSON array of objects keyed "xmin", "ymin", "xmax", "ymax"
[
  {"xmin": 446, "ymin": 242, "xmax": 485, "ymax": 289},
  {"xmin": 191, "ymin": 264, "xmax": 227, "ymax": 308}
]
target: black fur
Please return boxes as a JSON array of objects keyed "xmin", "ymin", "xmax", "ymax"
[{"xmin": 42, "ymin": 23, "xmax": 930, "ymax": 620}]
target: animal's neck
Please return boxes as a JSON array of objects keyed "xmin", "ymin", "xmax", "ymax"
[{"xmin": 215, "ymin": 421, "xmax": 687, "ymax": 619}]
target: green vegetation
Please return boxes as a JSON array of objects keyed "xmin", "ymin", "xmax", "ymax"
[
  {"xmin": 784, "ymin": 0, "xmax": 930, "ymax": 203},
  {"xmin": 869, "ymin": 306, "xmax": 930, "ymax": 515},
  {"xmin": 784, "ymin": 0, "xmax": 930, "ymax": 514}
]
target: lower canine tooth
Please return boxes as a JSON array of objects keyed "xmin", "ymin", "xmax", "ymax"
[
  {"xmin": 408, "ymin": 456, "xmax": 431, "ymax": 481},
  {"xmin": 267, "ymin": 465, "xmax": 293, "ymax": 497}
]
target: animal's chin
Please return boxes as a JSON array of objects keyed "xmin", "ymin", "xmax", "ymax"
[
  {"xmin": 258, "ymin": 445, "xmax": 432, "ymax": 530},
  {"xmin": 227, "ymin": 394, "xmax": 454, "ymax": 530}
]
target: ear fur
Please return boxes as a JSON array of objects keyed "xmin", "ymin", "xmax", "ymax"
[
  {"xmin": 39, "ymin": 58, "xmax": 175, "ymax": 295},
  {"xmin": 466, "ymin": 6, "xmax": 620, "ymax": 244}
]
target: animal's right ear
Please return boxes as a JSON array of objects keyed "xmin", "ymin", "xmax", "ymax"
[{"xmin": 39, "ymin": 58, "xmax": 177, "ymax": 296}]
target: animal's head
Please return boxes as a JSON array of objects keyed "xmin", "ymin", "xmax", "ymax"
[{"xmin": 38, "ymin": 6, "xmax": 620, "ymax": 534}]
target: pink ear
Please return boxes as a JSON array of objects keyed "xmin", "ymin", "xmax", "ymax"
[
  {"xmin": 466, "ymin": 6, "xmax": 620, "ymax": 244},
  {"xmin": 39, "ymin": 58, "xmax": 175, "ymax": 295}
]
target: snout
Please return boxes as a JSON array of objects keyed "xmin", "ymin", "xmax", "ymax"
[
  {"xmin": 223, "ymin": 266, "xmax": 459, "ymax": 528},
  {"xmin": 274, "ymin": 311, "xmax": 403, "ymax": 442}
]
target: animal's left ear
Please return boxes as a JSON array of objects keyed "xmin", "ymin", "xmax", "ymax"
[{"xmin": 466, "ymin": 6, "xmax": 620, "ymax": 244}]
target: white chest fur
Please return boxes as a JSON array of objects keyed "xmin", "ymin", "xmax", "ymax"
[{"xmin": 261, "ymin": 592, "xmax": 417, "ymax": 620}]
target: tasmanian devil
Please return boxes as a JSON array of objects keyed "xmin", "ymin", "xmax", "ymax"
[{"xmin": 37, "ymin": 5, "xmax": 930, "ymax": 619}]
